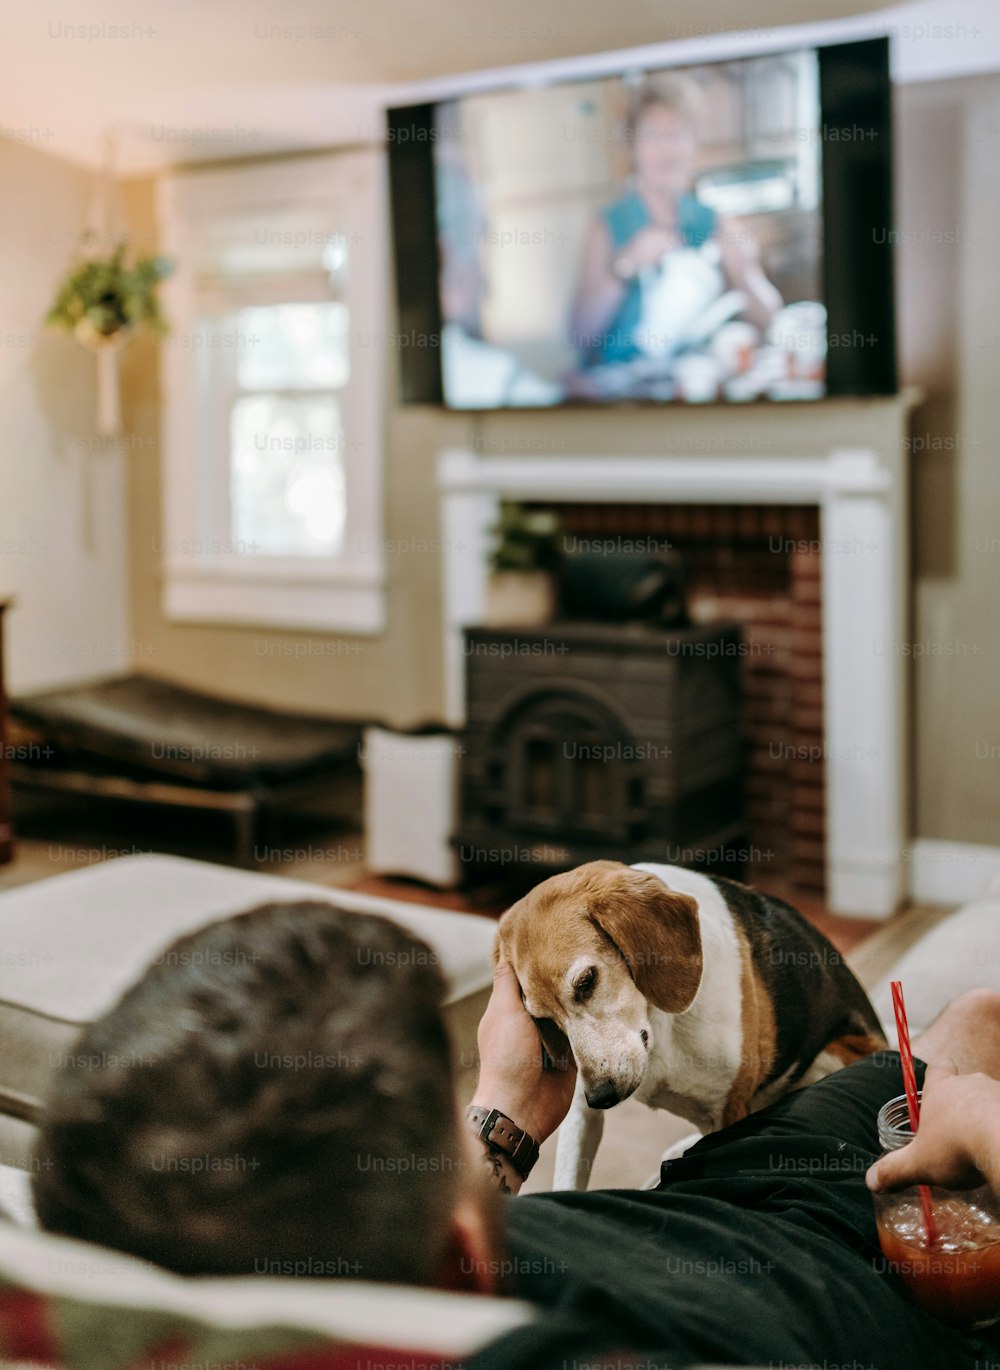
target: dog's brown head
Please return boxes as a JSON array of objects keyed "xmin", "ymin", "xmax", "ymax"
[{"xmin": 496, "ymin": 861, "xmax": 702, "ymax": 1109}]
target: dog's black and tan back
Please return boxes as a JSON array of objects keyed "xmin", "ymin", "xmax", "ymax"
[{"xmin": 710, "ymin": 874, "xmax": 887, "ymax": 1094}]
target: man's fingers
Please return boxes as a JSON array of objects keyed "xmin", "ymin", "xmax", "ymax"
[
  {"xmin": 491, "ymin": 945, "xmax": 528, "ymax": 1008},
  {"xmin": 867, "ymin": 1147, "xmax": 920, "ymax": 1194}
]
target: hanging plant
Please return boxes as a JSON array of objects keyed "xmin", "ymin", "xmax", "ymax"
[
  {"xmin": 45, "ymin": 238, "xmax": 174, "ymax": 436},
  {"xmin": 46, "ymin": 240, "xmax": 173, "ymax": 346}
]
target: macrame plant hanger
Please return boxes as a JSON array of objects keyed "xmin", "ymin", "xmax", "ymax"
[{"xmin": 80, "ymin": 130, "xmax": 128, "ymax": 436}]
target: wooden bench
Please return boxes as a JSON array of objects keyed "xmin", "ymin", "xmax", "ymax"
[{"xmin": 9, "ymin": 674, "xmax": 366, "ymax": 865}]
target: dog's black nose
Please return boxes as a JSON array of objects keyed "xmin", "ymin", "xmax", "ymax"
[
  {"xmin": 640, "ymin": 1029, "xmax": 649, "ymax": 1048},
  {"xmin": 586, "ymin": 1081, "xmax": 620, "ymax": 1110}
]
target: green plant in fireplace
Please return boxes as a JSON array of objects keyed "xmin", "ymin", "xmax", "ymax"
[
  {"xmin": 485, "ymin": 503, "xmax": 562, "ymax": 627},
  {"xmin": 488, "ymin": 502, "xmax": 562, "ymax": 574}
]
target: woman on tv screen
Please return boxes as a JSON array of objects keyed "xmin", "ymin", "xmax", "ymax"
[{"xmin": 569, "ymin": 75, "xmax": 783, "ymax": 392}]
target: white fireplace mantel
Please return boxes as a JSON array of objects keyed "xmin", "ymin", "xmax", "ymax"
[
  {"xmin": 438, "ymin": 448, "xmax": 894, "ymax": 506},
  {"xmin": 437, "ymin": 397, "xmax": 917, "ymax": 919}
]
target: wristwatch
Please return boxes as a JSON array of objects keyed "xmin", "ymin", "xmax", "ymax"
[{"xmin": 466, "ymin": 1105, "xmax": 540, "ymax": 1180}]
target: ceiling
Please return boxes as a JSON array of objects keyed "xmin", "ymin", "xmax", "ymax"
[{"xmin": 0, "ymin": 0, "xmax": 997, "ymax": 173}]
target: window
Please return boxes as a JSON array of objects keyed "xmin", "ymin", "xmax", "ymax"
[
  {"xmin": 228, "ymin": 302, "xmax": 349, "ymax": 558},
  {"xmin": 158, "ymin": 151, "xmax": 386, "ymax": 633}
]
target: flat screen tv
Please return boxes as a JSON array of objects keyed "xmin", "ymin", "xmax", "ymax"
[{"xmin": 388, "ymin": 37, "xmax": 895, "ymax": 408}]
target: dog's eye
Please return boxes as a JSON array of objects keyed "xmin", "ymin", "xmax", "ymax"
[{"xmin": 574, "ymin": 967, "xmax": 598, "ymax": 1001}]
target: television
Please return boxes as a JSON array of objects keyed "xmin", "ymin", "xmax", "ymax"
[{"xmin": 388, "ymin": 37, "xmax": 895, "ymax": 409}]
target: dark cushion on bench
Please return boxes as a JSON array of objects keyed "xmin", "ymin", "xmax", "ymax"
[{"xmin": 11, "ymin": 675, "xmax": 365, "ymax": 789}]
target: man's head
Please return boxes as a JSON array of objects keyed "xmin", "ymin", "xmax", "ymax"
[{"xmin": 33, "ymin": 901, "xmax": 501, "ymax": 1288}]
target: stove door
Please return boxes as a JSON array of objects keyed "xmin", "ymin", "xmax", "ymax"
[{"xmin": 487, "ymin": 691, "xmax": 646, "ymax": 844}]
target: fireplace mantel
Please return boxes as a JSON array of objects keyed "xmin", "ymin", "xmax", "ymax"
[
  {"xmin": 437, "ymin": 447, "xmax": 893, "ymax": 505},
  {"xmin": 437, "ymin": 392, "xmax": 919, "ymax": 918}
]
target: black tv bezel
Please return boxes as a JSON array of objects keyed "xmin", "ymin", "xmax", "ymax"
[{"xmin": 387, "ymin": 36, "xmax": 896, "ymax": 409}]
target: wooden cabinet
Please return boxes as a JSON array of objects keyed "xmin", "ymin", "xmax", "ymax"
[{"xmin": 0, "ymin": 600, "xmax": 12, "ymax": 864}]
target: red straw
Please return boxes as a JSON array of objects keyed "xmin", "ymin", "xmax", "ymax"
[{"xmin": 891, "ymin": 980, "xmax": 939, "ymax": 1248}]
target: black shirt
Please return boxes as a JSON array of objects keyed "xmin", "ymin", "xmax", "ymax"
[{"xmin": 469, "ymin": 1055, "xmax": 1000, "ymax": 1370}]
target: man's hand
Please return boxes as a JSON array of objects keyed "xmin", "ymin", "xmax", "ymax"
[
  {"xmin": 471, "ymin": 948, "xmax": 577, "ymax": 1148},
  {"xmin": 866, "ymin": 1065, "xmax": 1000, "ymax": 1194}
]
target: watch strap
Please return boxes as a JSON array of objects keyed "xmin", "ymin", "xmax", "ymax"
[{"xmin": 465, "ymin": 1105, "xmax": 540, "ymax": 1179}]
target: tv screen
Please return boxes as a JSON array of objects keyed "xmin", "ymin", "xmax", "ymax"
[{"xmin": 388, "ymin": 38, "xmax": 894, "ymax": 408}]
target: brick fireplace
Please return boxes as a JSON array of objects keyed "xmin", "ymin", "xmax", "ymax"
[
  {"xmin": 545, "ymin": 502, "xmax": 824, "ymax": 896},
  {"xmin": 438, "ymin": 395, "xmax": 917, "ymax": 918}
]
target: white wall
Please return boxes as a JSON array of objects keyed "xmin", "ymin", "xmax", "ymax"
[
  {"xmin": 895, "ymin": 72, "xmax": 1000, "ymax": 848},
  {"xmin": 0, "ymin": 138, "xmax": 128, "ymax": 694}
]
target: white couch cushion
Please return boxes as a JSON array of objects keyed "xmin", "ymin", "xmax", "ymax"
[{"xmin": 871, "ymin": 890, "xmax": 1000, "ymax": 1037}]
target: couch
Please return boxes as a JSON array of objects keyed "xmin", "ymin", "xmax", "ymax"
[{"xmin": 0, "ymin": 853, "xmax": 996, "ymax": 1369}]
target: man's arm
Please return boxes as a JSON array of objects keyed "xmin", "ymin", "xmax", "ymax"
[{"xmin": 467, "ymin": 949, "xmax": 576, "ymax": 1194}]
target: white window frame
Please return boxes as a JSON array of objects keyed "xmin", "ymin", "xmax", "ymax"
[{"xmin": 156, "ymin": 150, "xmax": 387, "ymax": 634}]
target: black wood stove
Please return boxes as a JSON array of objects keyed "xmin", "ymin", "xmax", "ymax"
[{"xmin": 456, "ymin": 619, "xmax": 746, "ymax": 883}]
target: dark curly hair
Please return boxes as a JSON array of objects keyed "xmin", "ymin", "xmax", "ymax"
[{"xmin": 32, "ymin": 901, "xmax": 460, "ymax": 1284}]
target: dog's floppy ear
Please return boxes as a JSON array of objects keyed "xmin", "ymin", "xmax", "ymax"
[{"xmin": 588, "ymin": 868, "xmax": 703, "ymax": 1013}]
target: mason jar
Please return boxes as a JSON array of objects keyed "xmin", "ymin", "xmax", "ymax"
[{"xmin": 873, "ymin": 1092, "xmax": 1000, "ymax": 1328}]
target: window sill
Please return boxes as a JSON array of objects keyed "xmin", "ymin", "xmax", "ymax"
[{"xmin": 163, "ymin": 565, "xmax": 386, "ymax": 635}]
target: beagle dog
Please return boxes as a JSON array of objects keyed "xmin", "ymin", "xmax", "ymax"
[{"xmin": 496, "ymin": 859, "xmax": 887, "ymax": 1190}]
